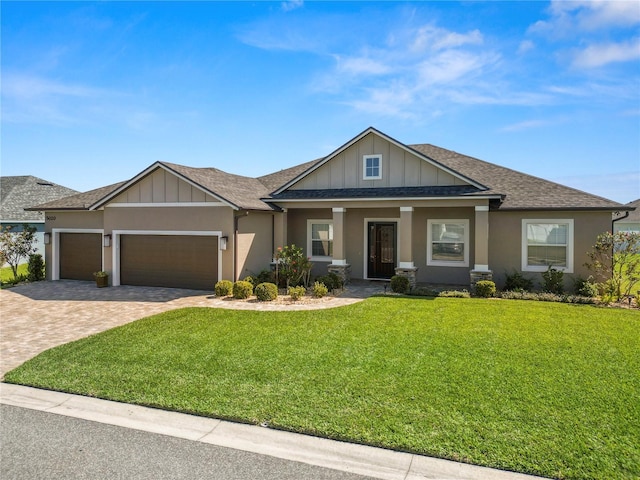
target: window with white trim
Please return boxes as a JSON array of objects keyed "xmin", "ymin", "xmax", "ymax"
[
  {"xmin": 307, "ymin": 220, "xmax": 333, "ymax": 260},
  {"xmin": 522, "ymin": 219, "xmax": 574, "ymax": 272},
  {"xmin": 427, "ymin": 219, "xmax": 469, "ymax": 267},
  {"xmin": 363, "ymin": 155, "xmax": 382, "ymax": 180}
]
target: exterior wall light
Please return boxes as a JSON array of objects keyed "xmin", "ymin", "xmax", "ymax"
[
  {"xmin": 43, "ymin": 232, "xmax": 51, "ymax": 245},
  {"xmin": 103, "ymin": 234, "xmax": 112, "ymax": 247},
  {"xmin": 220, "ymin": 236, "xmax": 228, "ymax": 250}
]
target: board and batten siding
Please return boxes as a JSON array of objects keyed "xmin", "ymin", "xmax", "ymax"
[
  {"xmin": 290, "ymin": 132, "xmax": 470, "ymax": 190},
  {"xmin": 110, "ymin": 168, "xmax": 221, "ymax": 204}
]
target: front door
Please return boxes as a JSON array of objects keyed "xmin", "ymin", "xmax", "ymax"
[{"xmin": 367, "ymin": 222, "xmax": 397, "ymax": 279}]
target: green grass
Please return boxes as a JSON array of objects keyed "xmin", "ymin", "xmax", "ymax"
[
  {"xmin": 5, "ymin": 297, "xmax": 639, "ymax": 479},
  {"xmin": 0, "ymin": 263, "xmax": 27, "ymax": 282}
]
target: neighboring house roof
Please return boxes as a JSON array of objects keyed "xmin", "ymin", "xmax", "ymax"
[
  {"xmin": 26, "ymin": 128, "xmax": 630, "ymax": 213},
  {"xmin": 613, "ymin": 199, "xmax": 640, "ymax": 222},
  {"xmin": 1, "ymin": 176, "xmax": 79, "ymax": 222}
]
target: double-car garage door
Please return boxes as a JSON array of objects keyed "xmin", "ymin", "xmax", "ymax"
[
  {"xmin": 58, "ymin": 233, "xmax": 218, "ymax": 290},
  {"xmin": 120, "ymin": 235, "xmax": 218, "ymax": 290}
]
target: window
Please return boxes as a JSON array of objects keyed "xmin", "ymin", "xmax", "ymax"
[
  {"xmin": 522, "ymin": 219, "xmax": 574, "ymax": 272},
  {"xmin": 427, "ymin": 219, "xmax": 469, "ymax": 267},
  {"xmin": 307, "ymin": 220, "xmax": 333, "ymax": 260},
  {"xmin": 363, "ymin": 155, "xmax": 382, "ymax": 180}
]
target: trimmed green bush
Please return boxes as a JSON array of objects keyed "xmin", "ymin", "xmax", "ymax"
[
  {"xmin": 214, "ymin": 280, "xmax": 233, "ymax": 297},
  {"xmin": 315, "ymin": 272, "xmax": 343, "ymax": 291},
  {"xmin": 27, "ymin": 254, "xmax": 45, "ymax": 282},
  {"xmin": 390, "ymin": 275, "xmax": 410, "ymax": 294},
  {"xmin": 242, "ymin": 275, "xmax": 256, "ymax": 289},
  {"xmin": 474, "ymin": 280, "xmax": 496, "ymax": 298},
  {"xmin": 288, "ymin": 285, "xmax": 306, "ymax": 301},
  {"xmin": 312, "ymin": 281, "xmax": 328, "ymax": 298},
  {"xmin": 574, "ymin": 277, "xmax": 599, "ymax": 298},
  {"xmin": 256, "ymin": 269, "xmax": 274, "ymax": 285},
  {"xmin": 255, "ymin": 282, "xmax": 278, "ymax": 301},
  {"xmin": 438, "ymin": 290, "xmax": 470, "ymax": 298},
  {"xmin": 542, "ymin": 266, "xmax": 564, "ymax": 294},
  {"xmin": 504, "ymin": 270, "xmax": 534, "ymax": 292},
  {"xmin": 233, "ymin": 280, "xmax": 253, "ymax": 299}
]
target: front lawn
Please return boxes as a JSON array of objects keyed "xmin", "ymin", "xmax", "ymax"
[
  {"xmin": 0, "ymin": 264, "xmax": 27, "ymax": 284},
  {"xmin": 5, "ymin": 298, "xmax": 639, "ymax": 479}
]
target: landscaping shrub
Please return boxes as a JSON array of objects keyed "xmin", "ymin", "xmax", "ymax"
[
  {"xmin": 574, "ymin": 277, "xmax": 599, "ymax": 298},
  {"xmin": 274, "ymin": 244, "xmax": 313, "ymax": 288},
  {"xmin": 315, "ymin": 272, "xmax": 343, "ymax": 291},
  {"xmin": 27, "ymin": 254, "xmax": 45, "ymax": 282},
  {"xmin": 504, "ymin": 270, "xmax": 534, "ymax": 292},
  {"xmin": 408, "ymin": 286, "xmax": 438, "ymax": 297},
  {"xmin": 438, "ymin": 290, "xmax": 470, "ymax": 298},
  {"xmin": 312, "ymin": 281, "xmax": 328, "ymax": 298},
  {"xmin": 233, "ymin": 281, "xmax": 253, "ymax": 299},
  {"xmin": 256, "ymin": 269, "xmax": 274, "ymax": 285},
  {"xmin": 214, "ymin": 280, "xmax": 233, "ymax": 297},
  {"xmin": 255, "ymin": 282, "xmax": 278, "ymax": 301},
  {"xmin": 288, "ymin": 285, "xmax": 306, "ymax": 301},
  {"xmin": 498, "ymin": 290, "xmax": 598, "ymax": 305},
  {"xmin": 390, "ymin": 275, "xmax": 410, "ymax": 294},
  {"xmin": 474, "ymin": 280, "xmax": 496, "ymax": 298},
  {"xmin": 242, "ymin": 275, "xmax": 256, "ymax": 289},
  {"xmin": 542, "ymin": 266, "xmax": 564, "ymax": 294}
]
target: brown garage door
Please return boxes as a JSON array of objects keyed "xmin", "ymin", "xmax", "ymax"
[
  {"xmin": 120, "ymin": 235, "xmax": 218, "ymax": 290},
  {"xmin": 59, "ymin": 233, "xmax": 102, "ymax": 281}
]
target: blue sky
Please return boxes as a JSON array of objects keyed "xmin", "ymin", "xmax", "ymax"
[{"xmin": 2, "ymin": 1, "xmax": 639, "ymax": 204}]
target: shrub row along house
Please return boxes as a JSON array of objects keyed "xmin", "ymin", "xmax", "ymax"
[{"xmin": 29, "ymin": 127, "xmax": 633, "ymax": 290}]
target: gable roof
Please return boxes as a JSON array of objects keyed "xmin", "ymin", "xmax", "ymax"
[
  {"xmin": 25, "ymin": 127, "xmax": 630, "ymax": 213},
  {"xmin": 31, "ymin": 162, "xmax": 276, "ymax": 212},
  {"xmin": 1, "ymin": 176, "xmax": 79, "ymax": 221},
  {"xmin": 271, "ymin": 127, "xmax": 487, "ymax": 195}
]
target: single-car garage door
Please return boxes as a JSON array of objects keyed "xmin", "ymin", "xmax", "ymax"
[
  {"xmin": 59, "ymin": 233, "xmax": 102, "ymax": 281},
  {"xmin": 120, "ymin": 235, "xmax": 218, "ymax": 290}
]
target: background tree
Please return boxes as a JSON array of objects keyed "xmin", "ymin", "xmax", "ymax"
[
  {"xmin": 585, "ymin": 231, "xmax": 640, "ymax": 300},
  {"xmin": 0, "ymin": 225, "xmax": 38, "ymax": 279}
]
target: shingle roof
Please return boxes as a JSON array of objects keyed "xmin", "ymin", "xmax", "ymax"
[
  {"xmin": 1, "ymin": 176, "xmax": 79, "ymax": 221},
  {"xmin": 27, "ymin": 182, "xmax": 127, "ymax": 211},
  {"xmin": 23, "ymin": 131, "xmax": 630, "ymax": 213},
  {"xmin": 160, "ymin": 162, "xmax": 274, "ymax": 211},
  {"xmin": 614, "ymin": 199, "xmax": 640, "ymax": 222},
  {"xmin": 408, "ymin": 144, "xmax": 625, "ymax": 210},
  {"xmin": 270, "ymin": 185, "xmax": 488, "ymax": 200}
]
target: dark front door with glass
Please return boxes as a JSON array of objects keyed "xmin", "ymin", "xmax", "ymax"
[{"xmin": 367, "ymin": 222, "xmax": 397, "ymax": 279}]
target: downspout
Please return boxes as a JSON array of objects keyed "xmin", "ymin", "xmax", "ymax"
[
  {"xmin": 612, "ymin": 210, "xmax": 629, "ymax": 233},
  {"xmin": 233, "ymin": 211, "xmax": 249, "ymax": 282}
]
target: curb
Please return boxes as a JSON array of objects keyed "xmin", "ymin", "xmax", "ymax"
[{"xmin": 1, "ymin": 383, "xmax": 547, "ymax": 480}]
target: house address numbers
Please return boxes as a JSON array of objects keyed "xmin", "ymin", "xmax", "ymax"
[{"xmin": 46, "ymin": 216, "xmax": 56, "ymax": 221}]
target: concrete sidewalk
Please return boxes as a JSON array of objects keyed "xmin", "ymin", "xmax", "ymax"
[{"xmin": 0, "ymin": 383, "xmax": 546, "ymax": 480}]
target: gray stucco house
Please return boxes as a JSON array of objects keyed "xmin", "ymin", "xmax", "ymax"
[
  {"xmin": 1, "ymin": 176, "xmax": 78, "ymax": 262},
  {"xmin": 28, "ymin": 127, "xmax": 634, "ymax": 290}
]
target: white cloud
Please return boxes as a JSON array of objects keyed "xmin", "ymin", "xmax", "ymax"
[
  {"xmin": 281, "ymin": 1, "xmax": 303, "ymax": 13},
  {"xmin": 334, "ymin": 55, "xmax": 390, "ymax": 76},
  {"xmin": 411, "ymin": 25, "xmax": 483, "ymax": 52},
  {"xmin": 518, "ymin": 40, "xmax": 535, "ymax": 55},
  {"xmin": 500, "ymin": 119, "xmax": 556, "ymax": 132},
  {"xmin": 571, "ymin": 37, "xmax": 640, "ymax": 68}
]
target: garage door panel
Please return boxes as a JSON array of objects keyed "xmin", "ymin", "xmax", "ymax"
[
  {"xmin": 120, "ymin": 235, "xmax": 217, "ymax": 290},
  {"xmin": 59, "ymin": 233, "xmax": 102, "ymax": 281}
]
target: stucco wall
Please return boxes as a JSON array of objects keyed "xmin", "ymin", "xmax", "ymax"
[
  {"xmin": 236, "ymin": 211, "xmax": 276, "ymax": 280},
  {"xmin": 489, "ymin": 210, "xmax": 612, "ymax": 289}
]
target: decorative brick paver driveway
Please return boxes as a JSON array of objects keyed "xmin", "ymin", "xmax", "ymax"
[{"xmin": 1, "ymin": 280, "xmax": 380, "ymax": 378}]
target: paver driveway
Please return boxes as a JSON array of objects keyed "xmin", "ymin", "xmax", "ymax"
[{"xmin": 0, "ymin": 280, "xmax": 375, "ymax": 378}]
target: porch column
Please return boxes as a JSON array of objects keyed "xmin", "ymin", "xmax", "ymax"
[
  {"xmin": 474, "ymin": 206, "xmax": 490, "ymax": 271},
  {"xmin": 273, "ymin": 209, "xmax": 287, "ymax": 259},
  {"xmin": 395, "ymin": 206, "xmax": 418, "ymax": 287},
  {"xmin": 328, "ymin": 207, "xmax": 351, "ymax": 283},
  {"xmin": 471, "ymin": 205, "xmax": 492, "ymax": 290}
]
